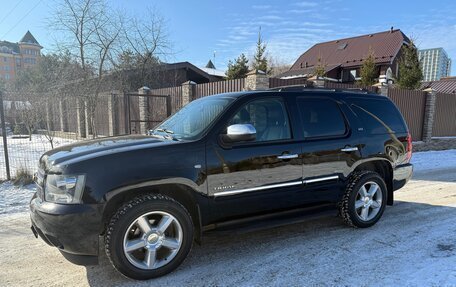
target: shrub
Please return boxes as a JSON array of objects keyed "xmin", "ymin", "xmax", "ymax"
[{"xmin": 13, "ymin": 167, "xmax": 34, "ymax": 186}]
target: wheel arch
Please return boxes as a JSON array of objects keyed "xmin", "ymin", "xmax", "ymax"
[
  {"xmin": 352, "ymin": 159, "xmax": 394, "ymax": 205},
  {"xmin": 102, "ymin": 183, "xmax": 203, "ymax": 243}
]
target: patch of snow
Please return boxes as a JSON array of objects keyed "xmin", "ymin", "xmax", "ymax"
[
  {"xmin": 411, "ymin": 149, "xmax": 456, "ymax": 172},
  {"xmin": 0, "ymin": 134, "xmax": 76, "ymax": 179},
  {"xmin": 0, "ymin": 182, "xmax": 35, "ymax": 215},
  {"xmin": 432, "ymin": 136, "xmax": 456, "ymax": 139}
]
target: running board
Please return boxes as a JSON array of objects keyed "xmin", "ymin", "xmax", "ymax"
[{"xmin": 202, "ymin": 203, "xmax": 337, "ymax": 234}]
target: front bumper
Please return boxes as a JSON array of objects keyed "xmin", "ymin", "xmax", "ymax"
[
  {"xmin": 393, "ymin": 163, "xmax": 413, "ymax": 191},
  {"xmin": 29, "ymin": 194, "xmax": 103, "ymax": 265}
]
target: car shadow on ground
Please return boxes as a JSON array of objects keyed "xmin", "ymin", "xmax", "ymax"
[{"xmin": 84, "ymin": 200, "xmax": 456, "ymax": 287}]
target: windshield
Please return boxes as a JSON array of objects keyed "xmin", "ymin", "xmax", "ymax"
[{"xmin": 151, "ymin": 96, "xmax": 235, "ymax": 140}]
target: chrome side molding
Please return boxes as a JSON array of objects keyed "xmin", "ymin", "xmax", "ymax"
[
  {"xmin": 213, "ymin": 175, "xmax": 340, "ymax": 197},
  {"xmin": 304, "ymin": 175, "xmax": 339, "ymax": 184},
  {"xmin": 213, "ymin": 181, "xmax": 302, "ymax": 197},
  {"xmin": 277, "ymin": 154, "xmax": 299, "ymax": 159}
]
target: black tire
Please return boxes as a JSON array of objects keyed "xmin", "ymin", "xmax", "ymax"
[
  {"xmin": 105, "ymin": 194, "xmax": 193, "ymax": 280},
  {"xmin": 339, "ymin": 171, "xmax": 387, "ymax": 228}
]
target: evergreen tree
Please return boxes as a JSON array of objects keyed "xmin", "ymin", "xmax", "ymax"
[
  {"xmin": 397, "ymin": 42, "xmax": 423, "ymax": 89},
  {"xmin": 314, "ymin": 56, "xmax": 326, "ymax": 78},
  {"xmin": 252, "ymin": 28, "xmax": 269, "ymax": 73},
  {"xmin": 226, "ymin": 53, "xmax": 249, "ymax": 79},
  {"xmin": 360, "ymin": 48, "xmax": 377, "ymax": 86}
]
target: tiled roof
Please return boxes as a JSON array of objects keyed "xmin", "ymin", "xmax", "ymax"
[
  {"xmin": 421, "ymin": 77, "xmax": 456, "ymax": 94},
  {"xmin": 19, "ymin": 31, "xmax": 41, "ymax": 46},
  {"xmin": 278, "ymin": 64, "xmax": 340, "ymax": 79},
  {"xmin": 0, "ymin": 41, "xmax": 20, "ymax": 54},
  {"xmin": 282, "ymin": 29, "xmax": 409, "ymax": 78}
]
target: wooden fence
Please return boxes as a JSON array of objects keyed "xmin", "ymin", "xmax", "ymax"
[
  {"xmin": 269, "ymin": 77, "xmax": 310, "ymax": 88},
  {"xmin": 194, "ymin": 79, "xmax": 245, "ymax": 99},
  {"xmin": 433, "ymin": 93, "xmax": 456, "ymax": 137},
  {"xmin": 387, "ymin": 88, "xmax": 427, "ymax": 141}
]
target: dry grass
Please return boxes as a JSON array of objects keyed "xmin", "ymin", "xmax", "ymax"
[{"xmin": 12, "ymin": 167, "xmax": 34, "ymax": 186}]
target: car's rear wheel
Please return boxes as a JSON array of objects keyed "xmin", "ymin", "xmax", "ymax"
[
  {"xmin": 105, "ymin": 194, "xmax": 193, "ymax": 280},
  {"xmin": 339, "ymin": 171, "xmax": 387, "ymax": 228}
]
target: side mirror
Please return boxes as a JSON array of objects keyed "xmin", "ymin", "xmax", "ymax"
[{"xmin": 222, "ymin": 124, "xmax": 256, "ymax": 143}]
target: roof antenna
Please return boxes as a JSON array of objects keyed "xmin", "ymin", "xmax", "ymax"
[{"xmin": 390, "ymin": 26, "xmax": 394, "ymax": 33}]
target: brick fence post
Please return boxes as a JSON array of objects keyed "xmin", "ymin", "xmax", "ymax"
[
  {"xmin": 84, "ymin": 100, "xmax": 93, "ymax": 137},
  {"xmin": 45, "ymin": 98, "xmax": 54, "ymax": 131},
  {"xmin": 107, "ymin": 92, "xmax": 118, "ymax": 136},
  {"xmin": 76, "ymin": 98, "xmax": 86, "ymax": 138},
  {"xmin": 244, "ymin": 70, "xmax": 268, "ymax": 90},
  {"xmin": 379, "ymin": 85, "xmax": 389, "ymax": 96},
  {"xmin": 138, "ymin": 86, "xmax": 150, "ymax": 134},
  {"xmin": 58, "ymin": 98, "xmax": 69, "ymax": 132},
  {"xmin": 182, "ymin": 81, "xmax": 196, "ymax": 106},
  {"xmin": 422, "ymin": 88, "xmax": 437, "ymax": 142}
]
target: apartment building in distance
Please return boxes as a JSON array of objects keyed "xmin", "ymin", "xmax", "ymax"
[
  {"xmin": 418, "ymin": 48, "xmax": 451, "ymax": 82},
  {"xmin": 0, "ymin": 31, "xmax": 42, "ymax": 82}
]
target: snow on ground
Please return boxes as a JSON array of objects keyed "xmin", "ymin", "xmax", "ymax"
[
  {"xmin": 411, "ymin": 149, "xmax": 456, "ymax": 172},
  {"xmin": 0, "ymin": 182, "xmax": 35, "ymax": 215},
  {"xmin": 0, "ymin": 134, "xmax": 76, "ymax": 179}
]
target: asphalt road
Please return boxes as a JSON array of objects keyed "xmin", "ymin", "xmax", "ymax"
[{"xmin": 0, "ymin": 167, "xmax": 455, "ymax": 287}]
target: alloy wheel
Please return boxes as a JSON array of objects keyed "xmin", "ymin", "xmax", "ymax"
[
  {"xmin": 354, "ymin": 181, "xmax": 383, "ymax": 222},
  {"xmin": 123, "ymin": 211, "xmax": 183, "ymax": 270}
]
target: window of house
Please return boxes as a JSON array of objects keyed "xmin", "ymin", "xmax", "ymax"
[
  {"xmin": 350, "ymin": 69, "xmax": 357, "ymax": 78},
  {"xmin": 228, "ymin": 98, "xmax": 291, "ymax": 142},
  {"xmin": 297, "ymin": 98, "xmax": 347, "ymax": 138}
]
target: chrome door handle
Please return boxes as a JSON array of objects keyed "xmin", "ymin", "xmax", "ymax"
[
  {"xmin": 277, "ymin": 154, "xmax": 299, "ymax": 159},
  {"xmin": 341, "ymin": 147, "xmax": 358, "ymax": 152}
]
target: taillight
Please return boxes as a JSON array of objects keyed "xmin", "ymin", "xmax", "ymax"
[{"xmin": 405, "ymin": 132, "xmax": 412, "ymax": 162}]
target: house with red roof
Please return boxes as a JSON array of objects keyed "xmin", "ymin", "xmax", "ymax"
[{"xmin": 278, "ymin": 28, "xmax": 410, "ymax": 83}]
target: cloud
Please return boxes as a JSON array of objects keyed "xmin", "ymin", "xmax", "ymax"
[
  {"xmin": 294, "ymin": 1, "xmax": 318, "ymax": 7},
  {"xmin": 257, "ymin": 15, "xmax": 283, "ymax": 21},
  {"xmin": 252, "ymin": 5, "xmax": 272, "ymax": 10}
]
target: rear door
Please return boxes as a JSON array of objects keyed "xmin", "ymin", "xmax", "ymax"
[{"xmin": 296, "ymin": 95, "xmax": 362, "ymax": 202}]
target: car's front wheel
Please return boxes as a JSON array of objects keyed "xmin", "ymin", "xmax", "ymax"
[
  {"xmin": 339, "ymin": 171, "xmax": 387, "ymax": 228},
  {"xmin": 105, "ymin": 194, "xmax": 193, "ymax": 280}
]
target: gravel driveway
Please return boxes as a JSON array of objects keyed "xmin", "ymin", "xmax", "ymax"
[{"xmin": 0, "ymin": 161, "xmax": 455, "ymax": 286}]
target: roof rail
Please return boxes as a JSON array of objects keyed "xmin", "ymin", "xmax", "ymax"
[{"xmin": 269, "ymin": 84, "xmax": 371, "ymax": 94}]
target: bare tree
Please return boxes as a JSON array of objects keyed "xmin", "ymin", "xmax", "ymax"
[{"xmin": 51, "ymin": 0, "xmax": 122, "ymax": 137}]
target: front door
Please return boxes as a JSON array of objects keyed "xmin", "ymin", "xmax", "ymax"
[{"xmin": 205, "ymin": 97, "xmax": 303, "ymax": 222}]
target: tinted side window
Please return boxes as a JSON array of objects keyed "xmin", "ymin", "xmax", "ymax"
[
  {"xmin": 297, "ymin": 98, "xmax": 347, "ymax": 138},
  {"xmin": 349, "ymin": 98, "xmax": 407, "ymax": 134},
  {"xmin": 229, "ymin": 98, "xmax": 291, "ymax": 142}
]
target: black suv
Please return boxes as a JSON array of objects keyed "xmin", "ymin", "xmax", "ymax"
[{"xmin": 30, "ymin": 89, "xmax": 413, "ymax": 280}]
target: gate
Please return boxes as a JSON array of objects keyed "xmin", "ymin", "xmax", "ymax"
[{"xmin": 124, "ymin": 93, "xmax": 172, "ymax": 134}]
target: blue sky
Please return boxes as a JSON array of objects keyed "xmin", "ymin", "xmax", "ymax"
[{"xmin": 1, "ymin": 0, "xmax": 455, "ymax": 74}]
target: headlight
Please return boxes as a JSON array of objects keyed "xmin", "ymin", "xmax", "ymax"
[{"xmin": 45, "ymin": 174, "xmax": 86, "ymax": 204}]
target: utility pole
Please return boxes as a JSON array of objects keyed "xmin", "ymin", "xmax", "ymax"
[{"xmin": 0, "ymin": 90, "xmax": 11, "ymax": 180}]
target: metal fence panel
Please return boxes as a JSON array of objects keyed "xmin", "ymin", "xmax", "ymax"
[
  {"xmin": 194, "ymin": 79, "xmax": 245, "ymax": 99},
  {"xmin": 433, "ymin": 93, "xmax": 456, "ymax": 137},
  {"xmin": 387, "ymin": 88, "xmax": 427, "ymax": 141}
]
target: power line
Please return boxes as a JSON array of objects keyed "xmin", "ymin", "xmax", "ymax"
[
  {"xmin": 0, "ymin": 0, "xmax": 25, "ymax": 26},
  {"xmin": 1, "ymin": 0, "xmax": 42, "ymax": 39}
]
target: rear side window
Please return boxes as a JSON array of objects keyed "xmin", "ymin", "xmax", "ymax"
[
  {"xmin": 349, "ymin": 98, "xmax": 407, "ymax": 134},
  {"xmin": 297, "ymin": 98, "xmax": 347, "ymax": 138}
]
